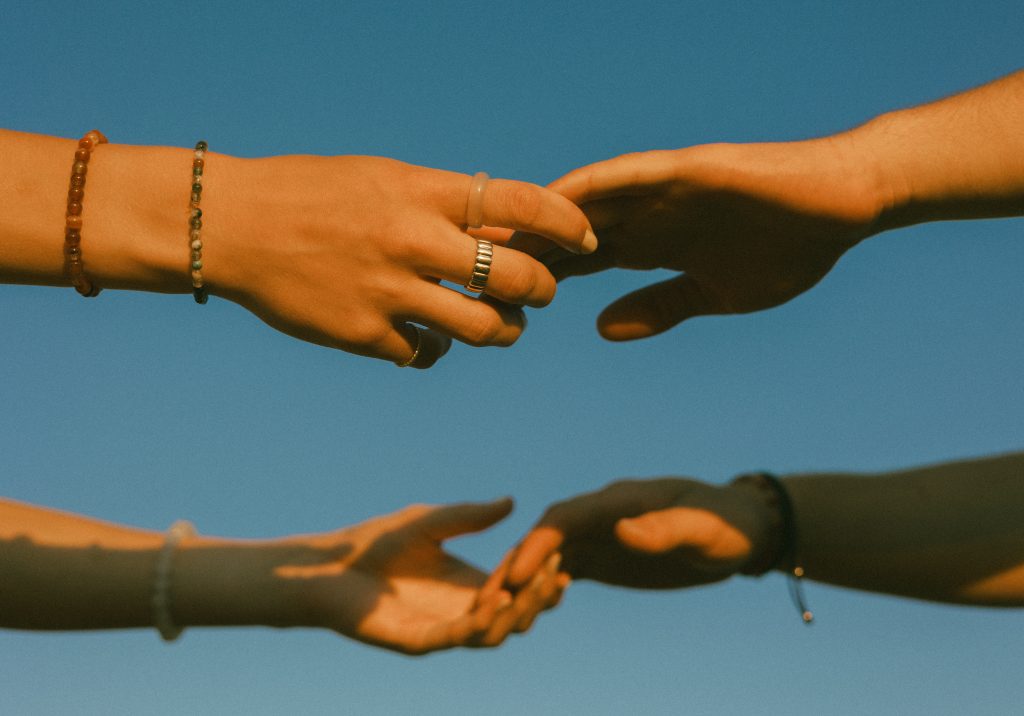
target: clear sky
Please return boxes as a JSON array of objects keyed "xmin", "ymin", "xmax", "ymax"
[{"xmin": 2, "ymin": 2, "xmax": 1022, "ymax": 714}]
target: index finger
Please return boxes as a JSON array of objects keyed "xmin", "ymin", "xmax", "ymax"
[
  {"xmin": 506, "ymin": 524, "xmax": 565, "ymax": 588},
  {"xmin": 549, "ymin": 150, "xmax": 680, "ymax": 205},
  {"xmin": 459, "ymin": 177, "xmax": 598, "ymax": 255}
]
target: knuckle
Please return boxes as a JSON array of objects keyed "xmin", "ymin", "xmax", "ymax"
[
  {"xmin": 461, "ymin": 312, "xmax": 504, "ymax": 347},
  {"xmin": 503, "ymin": 184, "xmax": 543, "ymax": 226},
  {"xmin": 499, "ymin": 260, "xmax": 539, "ymax": 300},
  {"xmin": 343, "ymin": 318, "xmax": 393, "ymax": 350},
  {"xmin": 399, "ymin": 503, "xmax": 432, "ymax": 520}
]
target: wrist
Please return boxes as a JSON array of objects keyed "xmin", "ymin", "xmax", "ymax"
[
  {"xmin": 843, "ymin": 111, "xmax": 919, "ymax": 233},
  {"xmin": 727, "ymin": 474, "xmax": 785, "ymax": 576},
  {"xmin": 84, "ymin": 142, "xmax": 255, "ymax": 298},
  {"xmin": 172, "ymin": 534, "xmax": 324, "ymax": 629}
]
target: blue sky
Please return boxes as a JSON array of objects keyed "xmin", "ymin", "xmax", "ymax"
[{"xmin": 1, "ymin": 2, "xmax": 1022, "ymax": 714}]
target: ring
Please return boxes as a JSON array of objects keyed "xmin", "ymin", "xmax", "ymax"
[
  {"xmin": 464, "ymin": 239, "xmax": 493, "ymax": 294},
  {"xmin": 465, "ymin": 171, "xmax": 489, "ymax": 229},
  {"xmin": 395, "ymin": 325, "xmax": 422, "ymax": 368}
]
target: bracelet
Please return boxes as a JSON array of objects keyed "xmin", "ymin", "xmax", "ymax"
[
  {"xmin": 732, "ymin": 471, "xmax": 813, "ymax": 624},
  {"xmin": 64, "ymin": 129, "xmax": 107, "ymax": 297},
  {"xmin": 189, "ymin": 140, "xmax": 208, "ymax": 304},
  {"xmin": 152, "ymin": 519, "xmax": 197, "ymax": 642}
]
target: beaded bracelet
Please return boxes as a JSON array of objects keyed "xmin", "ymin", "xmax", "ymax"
[
  {"xmin": 732, "ymin": 471, "xmax": 813, "ymax": 624},
  {"xmin": 189, "ymin": 140, "xmax": 208, "ymax": 304},
  {"xmin": 152, "ymin": 519, "xmax": 197, "ymax": 642},
  {"xmin": 64, "ymin": 129, "xmax": 107, "ymax": 297}
]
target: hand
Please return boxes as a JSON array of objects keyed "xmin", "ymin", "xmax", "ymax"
[
  {"xmin": 286, "ymin": 498, "xmax": 566, "ymax": 655},
  {"xmin": 514, "ymin": 136, "xmax": 885, "ymax": 340},
  {"xmin": 211, "ymin": 156, "xmax": 597, "ymax": 366},
  {"xmin": 503, "ymin": 478, "xmax": 775, "ymax": 590}
]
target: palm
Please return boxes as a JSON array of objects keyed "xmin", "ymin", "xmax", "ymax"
[
  {"xmin": 343, "ymin": 534, "xmax": 488, "ymax": 652},
  {"xmin": 294, "ymin": 499, "xmax": 564, "ymax": 655}
]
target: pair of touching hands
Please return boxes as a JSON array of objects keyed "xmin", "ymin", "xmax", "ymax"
[
  {"xmin": 305, "ymin": 136, "xmax": 886, "ymax": 652},
  {"xmin": 331, "ymin": 479, "xmax": 766, "ymax": 655},
  {"xmin": 240, "ymin": 132, "xmax": 881, "ymax": 367}
]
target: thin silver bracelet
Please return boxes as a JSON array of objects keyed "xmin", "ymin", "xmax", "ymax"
[{"xmin": 152, "ymin": 519, "xmax": 196, "ymax": 642}]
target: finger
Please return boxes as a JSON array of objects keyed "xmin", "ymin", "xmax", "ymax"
[
  {"xmin": 513, "ymin": 553, "xmax": 565, "ymax": 633},
  {"xmin": 407, "ymin": 287, "xmax": 527, "ymax": 347},
  {"xmin": 597, "ymin": 274, "xmax": 722, "ymax": 341},
  {"xmin": 469, "ymin": 243, "xmax": 557, "ymax": 307},
  {"xmin": 578, "ymin": 198, "xmax": 631, "ymax": 231},
  {"xmin": 505, "ymin": 231, "xmax": 562, "ymax": 260},
  {"xmin": 412, "ymin": 233, "xmax": 557, "ymax": 308},
  {"xmin": 501, "ymin": 554, "xmax": 565, "ymax": 640},
  {"xmin": 474, "ymin": 178, "xmax": 598, "ymax": 255},
  {"xmin": 506, "ymin": 198, "xmax": 629, "ymax": 269},
  {"xmin": 506, "ymin": 525, "xmax": 564, "ymax": 588},
  {"xmin": 466, "ymin": 588, "xmax": 513, "ymax": 643},
  {"xmin": 392, "ymin": 323, "xmax": 452, "ymax": 368},
  {"xmin": 548, "ymin": 151, "xmax": 679, "ymax": 205},
  {"xmin": 419, "ymin": 497, "xmax": 515, "ymax": 543},
  {"xmin": 468, "ymin": 226, "xmax": 515, "ymax": 246},
  {"xmin": 476, "ymin": 550, "xmax": 514, "ymax": 608}
]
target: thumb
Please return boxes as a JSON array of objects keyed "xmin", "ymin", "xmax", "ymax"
[
  {"xmin": 421, "ymin": 497, "xmax": 515, "ymax": 542},
  {"xmin": 615, "ymin": 507, "xmax": 708, "ymax": 554},
  {"xmin": 597, "ymin": 274, "xmax": 722, "ymax": 341}
]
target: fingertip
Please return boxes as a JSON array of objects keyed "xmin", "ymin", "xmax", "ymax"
[
  {"xmin": 596, "ymin": 312, "xmax": 659, "ymax": 342},
  {"xmin": 506, "ymin": 556, "xmax": 534, "ymax": 589}
]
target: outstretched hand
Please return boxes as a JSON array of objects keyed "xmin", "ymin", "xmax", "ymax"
[
  {"xmin": 287, "ymin": 498, "xmax": 566, "ymax": 655},
  {"xmin": 511, "ymin": 137, "xmax": 885, "ymax": 340},
  {"xmin": 501, "ymin": 478, "xmax": 775, "ymax": 591},
  {"xmin": 212, "ymin": 157, "xmax": 597, "ymax": 367}
]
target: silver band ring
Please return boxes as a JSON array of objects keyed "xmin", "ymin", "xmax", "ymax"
[
  {"xmin": 395, "ymin": 325, "xmax": 422, "ymax": 368},
  {"xmin": 465, "ymin": 172, "xmax": 489, "ymax": 229},
  {"xmin": 465, "ymin": 239, "xmax": 493, "ymax": 294}
]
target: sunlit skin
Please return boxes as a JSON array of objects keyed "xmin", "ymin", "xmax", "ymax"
[
  {"xmin": 0, "ymin": 130, "xmax": 597, "ymax": 367},
  {"xmin": 0, "ymin": 497, "xmax": 566, "ymax": 655}
]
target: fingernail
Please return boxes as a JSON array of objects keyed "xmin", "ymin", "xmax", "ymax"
[{"xmin": 581, "ymin": 229, "xmax": 598, "ymax": 254}]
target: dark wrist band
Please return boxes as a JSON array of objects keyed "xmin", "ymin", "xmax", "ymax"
[{"xmin": 732, "ymin": 471, "xmax": 814, "ymax": 624}]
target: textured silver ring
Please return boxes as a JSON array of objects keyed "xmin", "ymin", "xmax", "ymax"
[{"xmin": 464, "ymin": 239, "xmax": 494, "ymax": 294}]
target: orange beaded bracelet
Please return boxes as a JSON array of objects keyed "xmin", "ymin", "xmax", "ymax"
[{"xmin": 64, "ymin": 129, "xmax": 107, "ymax": 297}]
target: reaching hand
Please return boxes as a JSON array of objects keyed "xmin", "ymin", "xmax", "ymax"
[
  {"xmin": 514, "ymin": 137, "xmax": 885, "ymax": 340},
  {"xmin": 286, "ymin": 498, "xmax": 566, "ymax": 655},
  {"xmin": 211, "ymin": 156, "xmax": 597, "ymax": 366},
  {"xmin": 502, "ymin": 478, "xmax": 775, "ymax": 591}
]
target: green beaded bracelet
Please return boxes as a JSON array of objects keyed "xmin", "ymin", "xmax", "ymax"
[{"xmin": 189, "ymin": 140, "xmax": 208, "ymax": 304}]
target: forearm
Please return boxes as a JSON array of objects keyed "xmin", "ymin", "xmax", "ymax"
[
  {"xmin": 783, "ymin": 452, "xmax": 1024, "ymax": 606},
  {"xmin": 0, "ymin": 129, "xmax": 250, "ymax": 296},
  {"xmin": 849, "ymin": 70, "xmax": 1024, "ymax": 229},
  {"xmin": 0, "ymin": 498, "xmax": 315, "ymax": 631}
]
